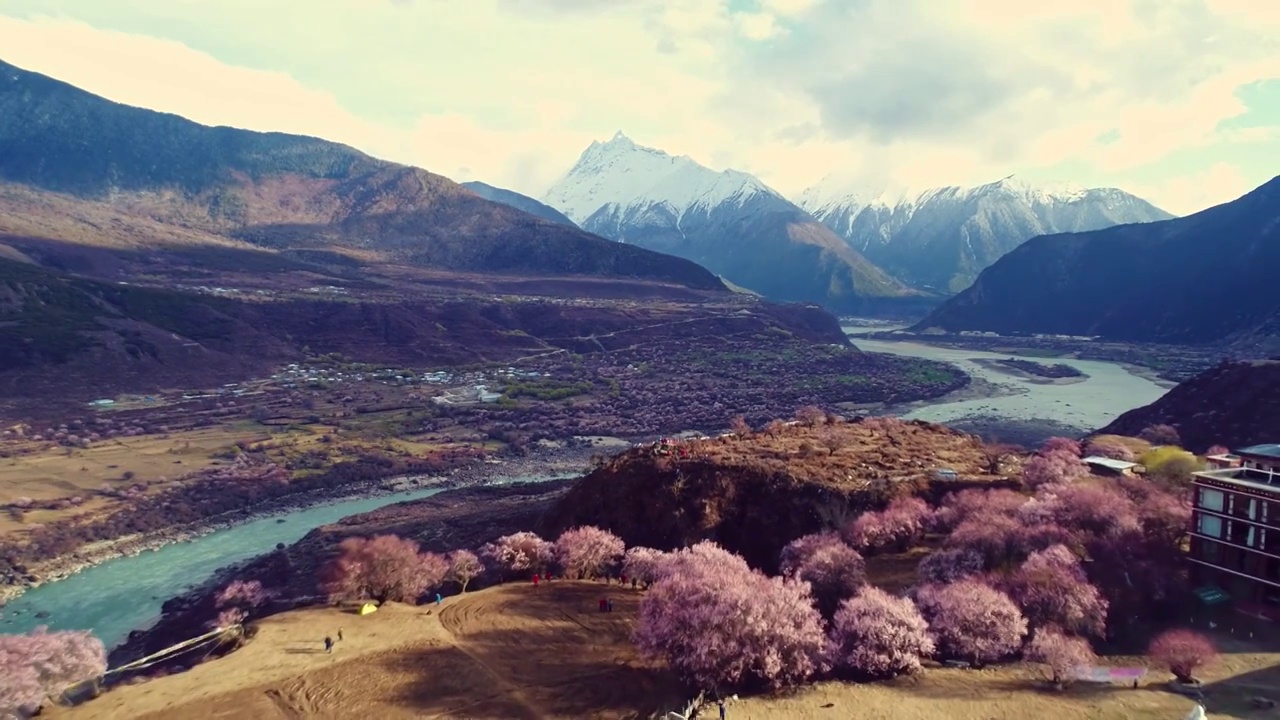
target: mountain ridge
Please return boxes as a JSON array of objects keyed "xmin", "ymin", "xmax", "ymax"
[
  {"xmin": 461, "ymin": 181, "xmax": 576, "ymax": 227},
  {"xmin": 542, "ymin": 133, "xmax": 929, "ymax": 315},
  {"xmin": 0, "ymin": 58, "xmax": 724, "ymax": 292},
  {"xmin": 911, "ymin": 176, "xmax": 1280, "ymax": 345},
  {"xmin": 798, "ymin": 174, "xmax": 1173, "ymax": 292}
]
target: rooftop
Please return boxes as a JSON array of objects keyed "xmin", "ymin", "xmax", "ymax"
[
  {"xmin": 1082, "ymin": 456, "xmax": 1139, "ymax": 471},
  {"xmin": 1194, "ymin": 466, "xmax": 1280, "ymax": 493},
  {"xmin": 1236, "ymin": 444, "xmax": 1280, "ymax": 461}
]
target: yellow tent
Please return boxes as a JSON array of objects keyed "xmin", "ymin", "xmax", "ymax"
[{"xmin": 358, "ymin": 602, "xmax": 378, "ymax": 616}]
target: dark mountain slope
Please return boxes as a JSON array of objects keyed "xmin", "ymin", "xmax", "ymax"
[
  {"xmin": 462, "ymin": 181, "xmax": 576, "ymax": 227},
  {"xmin": 1097, "ymin": 360, "xmax": 1280, "ymax": 452},
  {"xmin": 0, "ymin": 59, "xmax": 723, "ymax": 291},
  {"xmin": 913, "ymin": 177, "xmax": 1280, "ymax": 344}
]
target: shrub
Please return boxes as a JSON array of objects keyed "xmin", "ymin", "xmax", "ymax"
[
  {"xmin": 319, "ymin": 535, "xmax": 447, "ymax": 603},
  {"xmin": 728, "ymin": 416, "xmax": 751, "ymax": 436},
  {"xmin": 1140, "ymin": 447, "xmax": 1202, "ymax": 484},
  {"xmin": 827, "ymin": 587, "xmax": 934, "ymax": 678},
  {"xmin": 917, "ymin": 580, "xmax": 1027, "ymax": 666},
  {"xmin": 1025, "ymin": 628, "xmax": 1095, "ymax": 688},
  {"xmin": 779, "ymin": 531, "xmax": 865, "ymax": 616},
  {"xmin": 917, "ymin": 548, "xmax": 986, "ymax": 585},
  {"xmin": 553, "ymin": 526, "xmax": 625, "ymax": 579},
  {"xmin": 634, "ymin": 542, "xmax": 826, "ymax": 691},
  {"xmin": 445, "ymin": 550, "xmax": 484, "ymax": 592},
  {"xmin": 1148, "ymin": 629, "xmax": 1218, "ymax": 683},
  {"xmin": 0, "ymin": 627, "xmax": 107, "ymax": 720},
  {"xmin": 480, "ymin": 532, "xmax": 554, "ymax": 579}
]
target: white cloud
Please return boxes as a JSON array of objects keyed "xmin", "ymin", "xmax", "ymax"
[
  {"xmin": 1130, "ymin": 161, "xmax": 1253, "ymax": 215},
  {"xmin": 0, "ymin": 0, "xmax": 1275, "ymax": 214}
]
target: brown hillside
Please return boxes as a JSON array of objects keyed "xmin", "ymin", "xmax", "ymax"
[
  {"xmin": 1097, "ymin": 359, "xmax": 1280, "ymax": 452},
  {"xmin": 539, "ymin": 418, "xmax": 1012, "ymax": 571}
]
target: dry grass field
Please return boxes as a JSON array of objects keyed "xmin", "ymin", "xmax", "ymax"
[{"xmin": 49, "ymin": 581, "xmax": 1280, "ymax": 720}]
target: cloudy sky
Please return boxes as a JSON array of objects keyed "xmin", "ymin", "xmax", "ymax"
[{"xmin": 0, "ymin": 0, "xmax": 1277, "ymax": 215}]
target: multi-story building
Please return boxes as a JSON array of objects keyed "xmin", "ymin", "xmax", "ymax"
[{"xmin": 1188, "ymin": 444, "xmax": 1280, "ymax": 614}]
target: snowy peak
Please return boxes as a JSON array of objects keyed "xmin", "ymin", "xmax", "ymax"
[{"xmin": 544, "ymin": 133, "xmax": 782, "ymax": 225}]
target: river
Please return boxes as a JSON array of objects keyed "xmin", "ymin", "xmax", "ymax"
[
  {"xmin": 0, "ymin": 333, "xmax": 1169, "ymax": 649},
  {"xmin": 845, "ymin": 325, "xmax": 1171, "ymax": 439},
  {"xmin": 0, "ymin": 479, "xmax": 564, "ymax": 648}
]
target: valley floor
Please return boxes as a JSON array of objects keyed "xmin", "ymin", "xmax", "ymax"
[{"xmin": 52, "ymin": 581, "xmax": 1280, "ymax": 720}]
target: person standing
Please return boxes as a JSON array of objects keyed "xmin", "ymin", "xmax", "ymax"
[
  {"xmin": 533, "ymin": 573, "xmax": 540, "ymax": 588},
  {"xmin": 324, "ymin": 636, "xmax": 333, "ymax": 654},
  {"xmin": 718, "ymin": 699, "xmax": 727, "ymax": 719},
  {"xmin": 436, "ymin": 592, "xmax": 443, "ymax": 606},
  {"xmin": 337, "ymin": 628, "xmax": 344, "ymax": 642}
]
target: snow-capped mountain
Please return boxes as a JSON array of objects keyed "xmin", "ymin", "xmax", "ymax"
[
  {"xmin": 543, "ymin": 132, "xmax": 923, "ymax": 313},
  {"xmin": 798, "ymin": 175, "xmax": 1175, "ymax": 293}
]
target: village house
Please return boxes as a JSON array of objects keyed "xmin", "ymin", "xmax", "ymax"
[
  {"xmin": 1188, "ymin": 444, "xmax": 1280, "ymax": 618},
  {"xmin": 1081, "ymin": 455, "xmax": 1140, "ymax": 477}
]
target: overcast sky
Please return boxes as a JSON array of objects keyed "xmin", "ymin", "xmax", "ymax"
[{"xmin": 0, "ymin": 0, "xmax": 1277, "ymax": 214}]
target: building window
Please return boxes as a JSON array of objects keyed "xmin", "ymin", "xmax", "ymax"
[
  {"xmin": 1198, "ymin": 514, "xmax": 1224, "ymax": 538},
  {"xmin": 1199, "ymin": 488, "xmax": 1225, "ymax": 512},
  {"xmin": 1200, "ymin": 539, "xmax": 1221, "ymax": 563}
]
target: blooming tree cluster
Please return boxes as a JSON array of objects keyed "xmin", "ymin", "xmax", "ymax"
[
  {"xmin": 916, "ymin": 548, "xmax": 985, "ymax": 586},
  {"xmin": 553, "ymin": 526, "xmax": 625, "ymax": 579},
  {"xmin": 1022, "ymin": 436, "xmax": 1087, "ymax": 489},
  {"xmin": 916, "ymin": 580, "xmax": 1027, "ymax": 666},
  {"xmin": 320, "ymin": 535, "xmax": 448, "ymax": 603},
  {"xmin": 843, "ymin": 496, "xmax": 932, "ymax": 554},
  {"xmin": 634, "ymin": 541, "xmax": 827, "ymax": 692},
  {"xmin": 827, "ymin": 587, "xmax": 933, "ymax": 678},
  {"xmin": 1001, "ymin": 545, "xmax": 1108, "ymax": 638},
  {"xmin": 210, "ymin": 579, "xmax": 272, "ymax": 631},
  {"xmin": 779, "ymin": 531, "xmax": 865, "ymax": 616},
  {"xmin": 0, "ymin": 627, "xmax": 106, "ymax": 720},
  {"xmin": 480, "ymin": 532, "xmax": 554, "ymax": 579}
]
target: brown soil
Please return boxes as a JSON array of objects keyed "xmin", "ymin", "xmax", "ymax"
[{"xmin": 54, "ymin": 582, "xmax": 684, "ymax": 720}]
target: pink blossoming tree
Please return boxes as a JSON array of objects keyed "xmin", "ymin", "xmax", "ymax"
[
  {"xmin": 916, "ymin": 580, "xmax": 1028, "ymax": 667},
  {"xmin": 1025, "ymin": 628, "xmax": 1095, "ymax": 688},
  {"xmin": 445, "ymin": 550, "xmax": 485, "ymax": 593},
  {"xmin": 479, "ymin": 532, "xmax": 554, "ymax": 580},
  {"xmin": 320, "ymin": 535, "xmax": 448, "ymax": 603},
  {"xmin": 1148, "ymin": 629, "xmax": 1218, "ymax": 684},
  {"xmin": 827, "ymin": 587, "xmax": 934, "ymax": 678},
  {"xmin": 0, "ymin": 627, "xmax": 106, "ymax": 720},
  {"xmin": 917, "ymin": 548, "xmax": 986, "ymax": 585},
  {"xmin": 1003, "ymin": 545, "xmax": 1108, "ymax": 638},
  {"xmin": 779, "ymin": 531, "xmax": 865, "ymax": 616},
  {"xmin": 634, "ymin": 542, "xmax": 826, "ymax": 692},
  {"xmin": 621, "ymin": 547, "xmax": 670, "ymax": 587},
  {"xmin": 553, "ymin": 526, "xmax": 625, "ymax": 579},
  {"xmin": 844, "ymin": 496, "xmax": 932, "ymax": 553}
]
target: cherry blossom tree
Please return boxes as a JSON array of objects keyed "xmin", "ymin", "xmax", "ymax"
[
  {"xmin": 917, "ymin": 548, "xmax": 986, "ymax": 585},
  {"xmin": 216, "ymin": 579, "xmax": 270, "ymax": 611},
  {"xmin": 553, "ymin": 526, "xmax": 625, "ymax": 579},
  {"xmin": 1025, "ymin": 628, "xmax": 1095, "ymax": 688},
  {"xmin": 1020, "ymin": 483, "xmax": 1141, "ymax": 538},
  {"xmin": 945, "ymin": 513, "xmax": 1021, "ymax": 568},
  {"xmin": 1023, "ymin": 450, "xmax": 1087, "ymax": 489},
  {"xmin": 728, "ymin": 416, "xmax": 752, "ymax": 437},
  {"xmin": 794, "ymin": 405, "xmax": 826, "ymax": 427},
  {"xmin": 1148, "ymin": 629, "xmax": 1218, "ymax": 684},
  {"xmin": 1003, "ymin": 545, "xmax": 1108, "ymax": 638},
  {"xmin": 1205, "ymin": 444, "xmax": 1230, "ymax": 457},
  {"xmin": 0, "ymin": 627, "xmax": 106, "ymax": 720},
  {"xmin": 779, "ymin": 531, "xmax": 865, "ymax": 616},
  {"xmin": 621, "ymin": 547, "xmax": 670, "ymax": 587},
  {"xmin": 827, "ymin": 587, "xmax": 934, "ymax": 678},
  {"xmin": 916, "ymin": 580, "xmax": 1027, "ymax": 667},
  {"xmin": 479, "ymin": 531, "xmax": 554, "ymax": 579},
  {"xmin": 933, "ymin": 488, "xmax": 1027, "ymax": 532},
  {"xmin": 844, "ymin": 496, "xmax": 931, "ymax": 553},
  {"xmin": 320, "ymin": 535, "xmax": 448, "ymax": 603},
  {"xmin": 445, "ymin": 550, "xmax": 485, "ymax": 592},
  {"xmin": 634, "ymin": 542, "xmax": 826, "ymax": 691}
]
